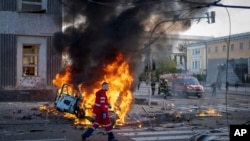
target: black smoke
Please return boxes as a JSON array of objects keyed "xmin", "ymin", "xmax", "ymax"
[{"xmin": 53, "ymin": 0, "xmax": 210, "ymax": 88}]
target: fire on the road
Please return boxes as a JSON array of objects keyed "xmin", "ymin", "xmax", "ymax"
[
  {"xmin": 196, "ymin": 107, "xmax": 222, "ymax": 117},
  {"xmin": 52, "ymin": 53, "xmax": 134, "ymax": 125}
]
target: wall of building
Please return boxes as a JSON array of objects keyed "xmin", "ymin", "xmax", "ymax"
[
  {"xmin": 207, "ymin": 37, "xmax": 250, "ymax": 59},
  {"xmin": 200, "ymin": 47, "xmax": 206, "ymax": 70},
  {"xmin": 0, "ymin": 11, "xmax": 61, "ymax": 35},
  {"xmin": 0, "ymin": 34, "xmax": 17, "ymax": 89},
  {"xmin": 0, "ymin": 0, "xmax": 62, "ymax": 92},
  {"xmin": 187, "ymin": 48, "xmax": 192, "ymax": 71},
  {"xmin": 186, "ymin": 43, "xmax": 206, "ymax": 73},
  {"xmin": 187, "ymin": 32, "xmax": 250, "ymax": 85}
]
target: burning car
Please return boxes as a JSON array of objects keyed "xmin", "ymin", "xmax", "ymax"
[
  {"xmin": 54, "ymin": 84, "xmax": 85, "ymax": 119},
  {"xmin": 54, "ymin": 83, "xmax": 119, "ymax": 125},
  {"xmin": 173, "ymin": 75, "xmax": 204, "ymax": 98}
]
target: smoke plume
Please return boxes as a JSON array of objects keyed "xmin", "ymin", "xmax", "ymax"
[{"xmin": 53, "ymin": 0, "xmax": 210, "ymax": 87}]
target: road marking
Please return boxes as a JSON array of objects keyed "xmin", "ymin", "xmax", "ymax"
[
  {"xmin": 16, "ymin": 139, "xmax": 68, "ymax": 141},
  {"xmin": 118, "ymin": 129, "xmax": 207, "ymax": 136},
  {"xmin": 115, "ymin": 127, "xmax": 208, "ymax": 141},
  {"xmin": 131, "ymin": 135, "xmax": 192, "ymax": 141}
]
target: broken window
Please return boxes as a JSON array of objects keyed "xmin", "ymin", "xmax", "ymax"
[
  {"xmin": 22, "ymin": 45, "xmax": 39, "ymax": 76},
  {"xmin": 17, "ymin": 0, "xmax": 47, "ymax": 13}
]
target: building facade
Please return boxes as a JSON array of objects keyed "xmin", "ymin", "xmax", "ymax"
[
  {"xmin": 186, "ymin": 42, "xmax": 206, "ymax": 73},
  {"xmin": 146, "ymin": 33, "xmax": 211, "ymax": 72},
  {"xmin": 186, "ymin": 32, "xmax": 250, "ymax": 85},
  {"xmin": 0, "ymin": 0, "xmax": 62, "ymax": 101}
]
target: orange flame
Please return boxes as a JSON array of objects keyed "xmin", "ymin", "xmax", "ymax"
[
  {"xmin": 196, "ymin": 107, "xmax": 222, "ymax": 117},
  {"xmin": 52, "ymin": 53, "xmax": 134, "ymax": 125}
]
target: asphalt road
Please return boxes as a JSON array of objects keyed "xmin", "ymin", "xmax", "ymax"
[{"xmin": 0, "ymin": 83, "xmax": 249, "ymax": 141}]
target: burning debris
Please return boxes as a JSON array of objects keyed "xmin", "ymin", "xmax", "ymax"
[
  {"xmin": 196, "ymin": 107, "xmax": 222, "ymax": 117},
  {"xmin": 52, "ymin": 0, "xmax": 211, "ymax": 125}
]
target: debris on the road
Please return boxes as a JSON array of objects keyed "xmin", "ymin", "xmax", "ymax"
[
  {"xmin": 196, "ymin": 107, "xmax": 222, "ymax": 117},
  {"xmin": 141, "ymin": 106, "xmax": 155, "ymax": 118},
  {"xmin": 162, "ymin": 101, "xmax": 174, "ymax": 111}
]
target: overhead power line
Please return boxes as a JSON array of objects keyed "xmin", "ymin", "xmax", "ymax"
[{"xmin": 180, "ymin": 0, "xmax": 250, "ymax": 9}]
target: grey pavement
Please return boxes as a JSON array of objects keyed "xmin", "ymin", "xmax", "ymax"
[
  {"xmin": 0, "ymin": 102, "xmax": 135, "ymax": 141},
  {"xmin": 0, "ymin": 82, "xmax": 249, "ymax": 141},
  {"xmin": 204, "ymin": 86, "xmax": 250, "ymax": 94}
]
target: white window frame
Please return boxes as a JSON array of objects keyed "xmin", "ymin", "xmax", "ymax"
[
  {"xmin": 22, "ymin": 44, "xmax": 39, "ymax": 76},
  {"xmin": 17, "ymin": 0, "xmax": 47, "ymax": 12}
]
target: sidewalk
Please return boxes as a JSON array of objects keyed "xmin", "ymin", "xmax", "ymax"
[{"xmin": 204, "ymin": 86, "xmax": 250, "ymax": 94}]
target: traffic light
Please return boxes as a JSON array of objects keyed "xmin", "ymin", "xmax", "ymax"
[
  {"xmin": 210, "ymin": 11, "xmax": 215, "ymax": 23},
  {"xmin": 205, "ymin": 11, "xmax": 216, "ymax": 24}
]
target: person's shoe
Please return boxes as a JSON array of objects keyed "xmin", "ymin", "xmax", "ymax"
[{"xmin": 81, "ymin": 134, "xmax": 87, "ymax": 141}]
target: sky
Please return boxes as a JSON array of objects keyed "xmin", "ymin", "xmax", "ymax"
[{"xmin": 181, "ymin": 0, "xmax": 250, "ymax": 37}]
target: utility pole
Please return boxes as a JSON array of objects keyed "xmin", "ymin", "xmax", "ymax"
[{"xmin": 145, "ymin": 42, "xmax": 152, "ymax": 106}]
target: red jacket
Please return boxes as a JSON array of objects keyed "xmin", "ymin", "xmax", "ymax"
[{"xmin": 93, "ymin": 89, "xmax": 109, "ymax": 115}]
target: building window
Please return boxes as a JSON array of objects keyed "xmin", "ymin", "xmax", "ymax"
[
  {"xmin": 215, "ymin": 46, "xmax": 218, "ymax": 53},
  {"xmin": 192, "ymin": 49, "xmax": 200, "ymax": 55},
  {"xmin": 249, "ymin": 42, "xmax": 250, "ymax": 49},
  {"xmin": 239, "ymin": 43, "xmax": 243, "ymax": 50},
  {"xmin": 196, "ymin": 49, "xmax": 200, "ymax": 55},
  {"xmin": 17, "ymin": 0, "xmax": 47, "ymax": 13},
  {"xmin": 222, "ymin": 45, "xmax": 226, "ymax": 52},
  {"xmin": 192, "ymin": 60, "xmax": 200, "ymax": 71},
  {"xmin": 23, "ymin": 45, "xmax": 39, "ymax": 76},
  {"xmin": 230, "ymin": 44, "xmax": 234, "ymax": 51},
  {"xmin": 208, "ymin": 47, "xmax": 211, "ymax": 53}
]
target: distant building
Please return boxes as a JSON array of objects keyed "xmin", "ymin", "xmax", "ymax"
[
  {"xmin": 0, "ymin": 0, "xmax": 62, "ymax": 101},
  {"xmin": 186, "ymin": 42, "xmax": 207, "ymax": 73},
  {"xmin": 146, "ymin": 33, "xmax": 212, "ymax": 72},
  {"xmin": 186, "ymin": 32, "xmax": 250, "ymax": 85}
]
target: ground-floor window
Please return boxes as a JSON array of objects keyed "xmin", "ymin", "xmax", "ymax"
[
  {"xmin": 192, "ymin": 60, "xmax": 200, "ymax": 71},
  {"xmin": 22, "ymin": 44, "xmax": 39, "ymax": 76},
  {"xmin": 17, "ymin": 36, "xmax": 47, "ymax": 88}
]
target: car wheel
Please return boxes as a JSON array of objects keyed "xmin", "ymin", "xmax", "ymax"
[
  {"xmin": 182, "ymin": 91, "xmax": 188, "ymax": 98},
  {"xmin": 75, "ymin": 108, "xmax": 85, "ymax": 119}
]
